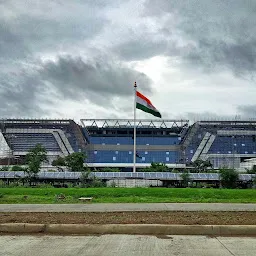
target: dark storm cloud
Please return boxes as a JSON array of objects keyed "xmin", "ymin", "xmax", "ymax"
[
  {"xmin": 40, "ymin": 56, "xmax": 153, "ymax": 102},
  {"xmin": 185, "ymin": 39, "xmax": 256, "ymax": 76},
  {"xmin": 140, "ymin": 0, "xmax": 256, "ymax": 75},
  {"xmin": 1, "ymin": 0, "xmax": 255, "ymax": 119},
  {"xmin": 0, "ymin": 69, "xmax": 47, "ymax": 117},
  {"xmin": 0, "ymin": 1, "xmax": 149, "ymax": 116},
  {"xmin": 0, "ymin": 1, "xmax": 108, "ymax": 59},
  {"xmin": 0, "ymin": 56, "xmax": 153, "ymax": 116}
]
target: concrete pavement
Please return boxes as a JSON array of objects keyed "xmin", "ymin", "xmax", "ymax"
[
  {"xmin": 1, "ymin": 235, "xmax": 256, "ymax": 256},
  {"xmin": 1, "ymin": 203, "xmax": 256, "ymax": 212}
]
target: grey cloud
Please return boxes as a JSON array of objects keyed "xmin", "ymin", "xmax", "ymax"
[
  {"xmin": 0, "ymin": 0, "xmax": 154, "ymax": 117},
  {"xmin": 2, "ymin": 0, "xmax": 255, "ymax": 119},
  {"xmin": 0, "ymin": 68, "xmax": 47, "ymax": 117},
  {"xmin": 237, "ymin": 105, "xmax": 256, "ymax": 118},
  {"xmin": 141, "ymin": 0, "xmax": 256, "ymax": 76},
  {"xmin": 0, "ymin": 56, "xmax": 153, "ymax": 117},
  {"xmin": 40, "ymin": 56, "xmax": 153, "ymax": 103},
  {"xmin": 0, "ymin": 23, "xmax": 30, "ymax": 59},
  {"xmin": 179, "ymin": 106, "xmax": 256, "ymax": 122},
  {"xmin": 185, "ymin": 39, "xmax": 256, "ymax": 77},
  {"xmin": 113, "ymin": 40, "xmax": 168, "ymax": 61},
  {"xmin": 0, "ymin": 1, "xmax": 108, "ymax": 60},
  {"xmin": 183, "ymin": 111, "xmax": 235, "ymax": 122}
]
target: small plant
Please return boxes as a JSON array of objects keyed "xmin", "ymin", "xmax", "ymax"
[
  {"xmin": 23, "ymin": 195, "xmax": 28, "ymax": 200},
  {"xmin": 0, "ymin": 193, "xmax": 4, "ymax": 199},
  {"xmin": 110, "ymin": 181, "xmax": 117, "ymax": 187},
  {"xmin": 56, "ymin": 193, "xmax": 66, "ymax": 200}
]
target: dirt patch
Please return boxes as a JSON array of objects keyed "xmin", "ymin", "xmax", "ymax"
[{"xmin": 1, "ymin": 212, "xmax": 256, "ymax": 225}]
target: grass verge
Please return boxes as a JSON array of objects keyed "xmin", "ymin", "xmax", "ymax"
[{"xmin": 0, "ymin": 187, "xmax": 256, "ymax": 203}]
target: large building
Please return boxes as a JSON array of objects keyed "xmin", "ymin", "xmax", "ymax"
[
  {"xmin": 81, "ymin": 119, "xmax": 187, "ymax": 170},
  {"xmin": 1, "ymin": 118, "xmax": 256, "ymax": 171}
]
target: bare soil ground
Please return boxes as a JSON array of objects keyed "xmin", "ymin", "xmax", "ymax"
[{"xmin": 1, "ymin": 212, "xmax": 256, "ymax": 225}]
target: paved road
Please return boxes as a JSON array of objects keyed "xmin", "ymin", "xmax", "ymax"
[
  {"xmin": 1, "ymin": 235, "xmax": 256, "ymax": 256},
  {"xmin": 0, "ymin": 203, "xmax": 256, "ymax": 212}
]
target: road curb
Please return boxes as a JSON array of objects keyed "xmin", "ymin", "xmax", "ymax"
[{"xmin": 1, "ymin": 223, "xmax": 256, "ymax": 236}]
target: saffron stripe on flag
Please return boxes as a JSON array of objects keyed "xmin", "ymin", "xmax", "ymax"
[{"xmin": 136, "ymin": 91, "xmax": 154, "ymax": 107}]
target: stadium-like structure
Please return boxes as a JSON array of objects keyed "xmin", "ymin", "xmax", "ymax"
[{"xmin": 1, "ymin": 118, "xmax": 256, "ymax": 172}]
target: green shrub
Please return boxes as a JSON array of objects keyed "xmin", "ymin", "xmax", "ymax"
[
  {"xmin": 80, "ymin": 177, "xmax": 106, "ymax": 188},
  {"xmin": 100, "ymin": 167, "xmax": 120, "ymax": 172},
  {"xmin": 0, "ymin": 166, "xmax": 9, "ymax": 172},
  {"xmin": 140, "ymin": 162, "xmax": 170, "ymax": 172},
  {"xmin": 0, "ymin": 180, "xmax": 7, "ymax": 188},
  {"xmin": 220, "ymin": 168, "xmax": 239, "ymax": 189},
  {"xmin": 11, "ymin": 165, "xmax": 25, "ymax": 172}
]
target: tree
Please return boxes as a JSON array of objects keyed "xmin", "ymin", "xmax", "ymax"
[
  {"xmin": 51, "ymin": 152, "xmax": 87, "ymax": 172},
  {"xmin": 52, "ymin": 156, "xmax": 66, "ymax": 167},
  {"xmin": 25, "ymin": 144, "xmax": 47, "ymax": 184},
  {"xmin": 64, "ymin": 152, "xmax": 86, "ymax": 172},
  {"xmin": 219, "ymin": 168, "xmax": 239, "ymax": 189},
  {"xmin": 192, "ymin": 159, "xmax": 213, "ymax": 173},
  {"xmin": 52, "ymin": 156, "xmax": 66, "ymax": 171}
]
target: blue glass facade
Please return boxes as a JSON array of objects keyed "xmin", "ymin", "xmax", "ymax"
[{"xmin": 87, "ymin": 150, "xmax": 178, "ymax": 163}]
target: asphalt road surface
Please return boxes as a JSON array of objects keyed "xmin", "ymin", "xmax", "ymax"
[
  {"xmin": 1, "ymin": 235, "xmax": 256, "ymax": 256},
  {"xmin": 1, "ymin": 203, "xmax": 256, "ymax": 212}
]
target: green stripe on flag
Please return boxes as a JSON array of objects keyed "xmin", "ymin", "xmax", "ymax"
[{"xmin": 136, "ymin": 103, "xmax": 161, "ymax": 118}]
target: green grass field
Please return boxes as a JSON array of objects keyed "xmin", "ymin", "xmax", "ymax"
[{"xmin": 0, "ymin": 187, "xmax": 256, "ymax": 203}]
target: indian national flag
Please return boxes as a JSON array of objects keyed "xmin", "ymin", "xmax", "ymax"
[{"xmin": 136, "ymin": 91, "xmax": 161, "ymax": 118}]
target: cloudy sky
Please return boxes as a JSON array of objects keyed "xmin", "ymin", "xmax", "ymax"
[{"xmin": 1, "ymin": 0, "xmax": 256, "ymax": 123}]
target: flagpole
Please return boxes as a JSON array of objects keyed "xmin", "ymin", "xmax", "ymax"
[{"xmin": 133, "ymin": 81, "xmax": 137, "ymax": 173}]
